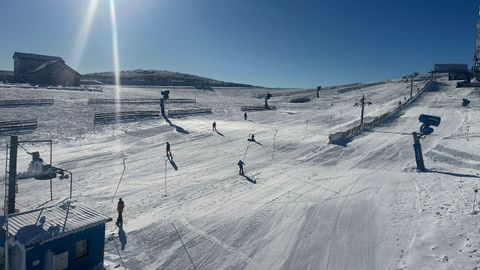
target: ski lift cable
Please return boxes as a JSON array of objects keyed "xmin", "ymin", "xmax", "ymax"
[
  {"xmin": 111, "ymin": 158, "xmax": 128, "ymax": 201},
  {"xmin": 17, "ymin": 143, "xmax": 31, "ymax": 155}
]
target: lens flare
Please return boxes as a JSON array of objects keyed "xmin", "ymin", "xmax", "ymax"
[
  {"xmin": 109, "ymin": 0, "xmax": 122, "ymax": 116},
  {"xmin": 71, "ymin": 0, "xmax": 99, "ymax": 68}
]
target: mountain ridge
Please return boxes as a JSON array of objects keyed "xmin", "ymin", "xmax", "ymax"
[{"xmin": 82, "ymin": 69, "xmax": 255, "ymax": 88}]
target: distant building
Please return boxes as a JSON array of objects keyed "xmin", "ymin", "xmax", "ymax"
[
  {"xmin": 0, "ymin": 70, "xmax": 14, "ymax": 83},
  {"xmin": 433, "ymin": 64, "xmax": 470, "ymax": 80},
  {"xmin": 13, "ymin": 52, "xmax": 81, "ymax": 86},
  {"xmin": 1, "ymin": 202, "xmax": 111, "ymax": 270}
]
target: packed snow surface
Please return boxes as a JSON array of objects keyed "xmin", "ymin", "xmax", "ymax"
[{"xmin": 1, "ymin": 78, "xmax": 480, "ymax": 269}]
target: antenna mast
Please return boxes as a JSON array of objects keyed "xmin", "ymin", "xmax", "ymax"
[{"xmin": 472, "ymin": 6, "xmax": 480, "ymax": 81}]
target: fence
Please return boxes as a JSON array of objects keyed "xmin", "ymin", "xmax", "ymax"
[
  {"xmin": 94, "ymin": 110, "xmax": 160, "ymax": 125},
  {"xmin": 88, "ymin": 98, "xmax": 196, "ymax": 105},
  {"xmin": 167, "ymin": 108, "xmax": 212, "ymax": 117},
  {"xmin": 0, "ymin": 119, "xmax": 38, "ymax": 135},
  {"xmin": 240, "ymin": 106, "xmax": 276, "ymax": 111},
  {"xmin": 0, "ymin": 99, "xmax": 54, "ymax": 107}
]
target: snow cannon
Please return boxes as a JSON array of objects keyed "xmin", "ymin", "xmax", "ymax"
[
  {"xmin": 419, "ymin": 114, "xmax": 441, "ymax": 135},
  {"xmin": 161, "ymin": 90, "xmax": 170, "ymax": 100},
  {"xmin": 264, "ymin": 93, "xmax": 272, "ymax": 109},
  {"xmin": 462, "ymin": 98, "xmax": 471, "ymax": 107}
]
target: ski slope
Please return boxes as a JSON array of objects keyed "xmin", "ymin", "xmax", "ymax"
[{"xmin": 1, "ymin": 78, "xmax": 479, "ymax": 269}]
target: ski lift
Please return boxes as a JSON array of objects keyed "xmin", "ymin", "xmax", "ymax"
[{"xmin": 264, "ymin": 93, "xmax": 272, "ymax": 109}]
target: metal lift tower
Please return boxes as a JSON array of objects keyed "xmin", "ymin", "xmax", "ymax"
[{"xmin": 473, "ymin": 6, "xmax": 480, "ymax": 81}]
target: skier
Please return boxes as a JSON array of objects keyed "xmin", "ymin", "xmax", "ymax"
[
  {"xmin": 238, "ymin": 160, "xmax": 245, "ymax": 176},
  {"xmin": 248, "ymin": 134, "xmax": 255, "ymax": 142},
  {"xmin": 116, "ymin": 198, "xmax": 124, "ymax": 227},
  {"xmin": 27, "ymin": 152, "xmax": 44, "ymax": 177},
  {"xmin": 212, "ymin": 122, "xmax": 217, "ymax": 132},
  {"xmin": 244, "ymin": 112, "xmax": 248, "ymax": 120},
  {"xmin": 166, "ymin": 142, "xmax": 172, "ymax": 159}
]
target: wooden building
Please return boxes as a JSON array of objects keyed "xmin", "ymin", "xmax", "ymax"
[
  {"xmin": 13, "ymin": 52, "xmax": 81, "ymax": 86},
  {"xmin": 0, "ymin": 70, "xmax": 14, "ymax": 83}
]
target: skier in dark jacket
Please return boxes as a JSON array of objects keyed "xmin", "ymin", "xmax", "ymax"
[
  {"xmin": 238, "ymin": 160, "xmax": 245, "ymax": 175},
  {"xmin": 116, "ymin": 198, "xmax": 125, "ymax": 227},
  {"xmin": 212, "ymin": 122, "xmax": 217, "ymax": 132},
  {"xmin": 166, "ymin": 142, "xmax": 172, "ymax": 159},
  {"xmin": 244, "ymin": 112, "xmax": 248, "ymax": 120}
]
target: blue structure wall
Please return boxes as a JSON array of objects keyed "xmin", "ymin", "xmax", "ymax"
[{"xmin": 24, "ymin": 224, "xmax": 106, "ymax": 270}]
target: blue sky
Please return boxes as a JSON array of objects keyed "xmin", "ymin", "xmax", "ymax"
[{"xmin": 0, "ymin": 0, "xmax": 479, "ymax": 88}]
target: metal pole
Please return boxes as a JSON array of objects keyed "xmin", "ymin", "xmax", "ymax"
[
  {"xmin": 160, "ymin": 98, "xmax": 165, "ymax": 116},
  {"xmin": 272, "ymin": 129, "xmax": 278, "ymax": 159},
  {"xmin": 50, "ymin": 141, "xmax": 53, "ymax": 200},
  {"xmin": 7, "ymin": 136, "xmax": 18, "ymax": 214},
  {"xmin": 4, "ymin": 143, "xmax": 9, "ymax": 270},
  {"xmin": 410, "ymin": 79, "xmax": 413, "ymax": 98},
  {"xmin": 69, "ymin": 171, "xmax": 73, "ymax": 199},
  {"xmin": 412, "ymin": 132, "xmax": 426, "ymax": 172},
  {"xmin": 473, "ymin": 189, "xmax": 478, "ymax": 213},
  {"xmin": 360, "ymin": 95, "xmax": 365, "ymax": 128},
  {"xmin": 164, "ymin": 159, "xmax": 167, "ymax": 197}
]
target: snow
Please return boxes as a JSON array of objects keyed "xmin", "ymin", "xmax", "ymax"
[{"xmin": 1, "ymin": 78, "xmax": 479, "ymax": 269}]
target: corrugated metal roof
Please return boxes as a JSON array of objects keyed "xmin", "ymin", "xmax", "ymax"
[
  {"xmin": 13, "ymin": 52, "xmax": 64, "ymax": 63},
  {"xmin": 7, "ymin": 202, "xmax": 111, "ymax": 247}
]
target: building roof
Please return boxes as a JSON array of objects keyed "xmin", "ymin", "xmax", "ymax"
[
  {"xmin": 13, "ymin": 52, "xmax": 64, "ymax": 63},
  {"xmin": 25, "ymin": 60, "xmax": 82, "ymax": 77},
  {"xmin": 5, "ymin": 202, "xmax": 111, "ymax": 247},
  {"xmin": 25, "ymin": 60, "xmax": 60, "ymax": 74}
]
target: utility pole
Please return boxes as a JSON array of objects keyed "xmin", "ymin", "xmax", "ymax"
[
  {"xmin": 7, "ymin": 136, "xmax": 18, "ymax": 214},
  {"xmin": 354, "ymin": 95, "xmax": 372, "ymax": 128}
]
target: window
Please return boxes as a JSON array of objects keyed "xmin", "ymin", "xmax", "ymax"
[{"xmin": 75, "ymin": 240, "xmax": 87, "ymax": 259}]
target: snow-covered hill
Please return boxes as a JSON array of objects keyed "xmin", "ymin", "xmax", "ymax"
[{"xmin": 1, "ymin": 77, "xmax": 479, "ymax": 269}]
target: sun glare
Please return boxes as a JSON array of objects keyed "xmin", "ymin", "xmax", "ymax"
[
  {"xmin": 109, "ymin": 0, "xmax": 122, "ymax": 115},
  {"xmin": 72, "ymin": 0, "xmax": 99, "ymax": 68}
]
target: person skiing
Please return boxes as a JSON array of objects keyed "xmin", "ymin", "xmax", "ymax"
[
  {"xmin": 166, "ymin": 142, "xmax": 172, "ymax": 159},
  {"xmin": 244, "ymin": 112, "xmax": 248, "ymax": 120},
  {"xmin": 116, "ymin": 198, "xmax": 124, "ymax": 227},
  {"xmin": 248, "ymin": 134, "xmax": 255, "ymax": 142},
  {"xmin": 238, "ymin": 160, "xmax": 245, "ymax": 176},
  {"xmin": 212, "ymin": 122, "xmax": 217, "ymax": 132}
]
